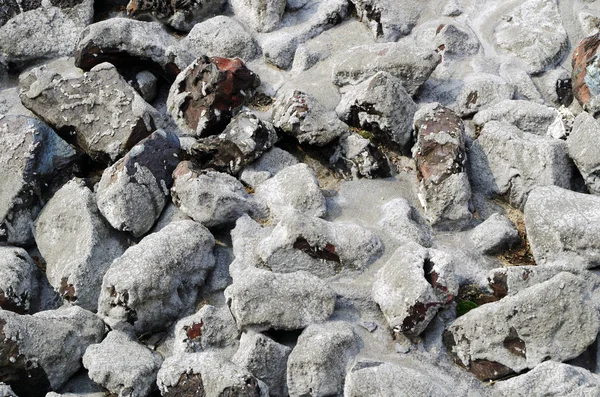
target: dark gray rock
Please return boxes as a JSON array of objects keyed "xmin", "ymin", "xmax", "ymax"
[
  {"xmin": 469, "ymin": 213, "xmax": 519, "ymax": 255},
  {"xmin": 567, "ymin": 112, "xmax": 600, "ymax": 195},
  {"xmin": 329, "ymin": 132, "xmax": 391, "ymax": 180},
  {"xmin": 351, "ymin": 0, "xmax": 424, "ymax": 42},
  {"xmin": 172, "ymin": 304, "xmax": 239, "ymax": 353},
  {"xmin": 0, "ymin": 247, "xmax": 39, "ymax": 313},
  {"xmin": 126, "ymin": 0, "xmax": 226, "ymax": 32},
  {"xmin": 378, "ymin": 198, "xmax": 432, "ymax": 247}
]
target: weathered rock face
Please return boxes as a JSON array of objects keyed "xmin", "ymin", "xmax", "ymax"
[
  {"xmin": 453, "ymin": 73, "xmax": 514, "ymax": 117},
  {"xmin": 567, "ymin": 112, "xmax": 600, "ymax": 195},
  {"xmin": 469, "ymin": 213, "xmax": 519, "ymax": 255},
  {"xmin": 98, "ymin": 220, "xmax": 215, "ymax": 334},
  {"xmin": 572, "ymin": 34, "xmax": 600, "ymax": 113},
  {"xmin": 413, "ymin": 103, "xmax": 472, "ymax": 230},
  {"xmin": 351, "ymin": 0, "xmax": 424, "ymax": 42},
  {"xmin": 224, "ymin": 268, "xmax": 336, "ymax": 331},
  {"xmin": 0, "ymin": 115, "xmax": 76, "ymax": 245},
  {"xmin": 230, "ymin": 0, "xmax": 286, "ymax": 33},
  {"xmin": 167, "ymin": 56, "xmax": 260, "ymax": 137},
  {"xmin": 82, "ymin": 330, "xmax": 163, "ymax": 397},
  {"xmin": 34, "ymin": 180, "xmax": 128, "ymax": 311},
  {"xmin": 0, "ymin": 306, "xmax": 105, "ymax": 397},
  {"xmin": 378, "ymin": 198, "xmax": 432, "ymax": 247},
  {"xmin": 473, "ymin": 99, "xmax": 562, "ymax": 136},
  {"xmin": 373, "ymin": 243, "xmax": 458, "ymax": 337},
  {"xmin": 96, "ymin": 129, "xmax": 181, "ymax": 237},
  {"xmin": 240, "ymin": 147, "xmax": 299, "ymax": 188},
  {"xmin": 524, "ymin": 186, "xmax": 600, "ymax": 269},
  {"xmin": 0, "ymin": 247, "xmax": 39, "ymax": 314},
  {"xmin": 329, "ymin": 132, "xmax": 391, "ymax": 179},
  {"xmin": 444, "ymin": 272, "xmax": 600, "ymax": 381},
  {"xmin": 126, "ymin": 0, "xmax": 226, "ymax": 32},
  {"xmin": 19, "ymin": 60, "xmax": 164, "ymax": 163},
  {"xmin": 172, "ymin": 304, "xmax": 239, "ymax": 353}
]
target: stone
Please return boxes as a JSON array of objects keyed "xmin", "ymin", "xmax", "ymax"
[
  {"xmin": 0, "ymin": 384, "xmax": 16, "ymax": 397},
  {"xmin": 98, "ymin": 220, "xmax": 215, "ymax": 335},
  {"xmin": 231, "ymin": 0, "xmax": 286, "ymax": 33},
  {"xmin": 34, "ymin": 180, "xmax": 128, "ymax": 311},
  {"xmin": 332, "ymin": 40, "xmax": 440, "ymax": 96},
  {"xmin": 96, "ymin": 129, "xmax": 181, "ymax": 237},
  {"xmin": 82, "ymin": 330, "xmax": 163, "ymax": 397},
  {"xmin": 0, "ymin": 0, "xmax": 94, "ymax": 67},
  {"xmin": 286, "ymin": 321, "xmax": 359, "ymax": 397},
  {"xmin": 272, "ymin": 90, "xmax": 348, "ymax": 146},
  {"xmin": 372, "ymin": 243, "xmax": 458, "ymax": 337},
  {"xmin": 254, "ymin": 163, "xmax": 326, "ymax": 220},
  {"xmin": 157, "ymin": 352, "xmax": 269, "ymax": 396},
  {"xmin": 524, "ymin": 186, "xmax": 600, "ymax": 269},
  {"xmin": 19, "ymin": 60, "xmax": 164, "ymax": 163},
  {"xmin": 499, "ymin": 61, "xmax": 545, "ymax": 104},
  {"xmin": 473, "ymin": 99, "xmax": 561, "ymax": 136},
  {"xmin": 189, "ymin": 111, "xmax": 279, "ymax": 175},
  {"xmin": 378, "ymin": 198, "xmax": 432, "ymax": 247},
  {"xmin": 150, "ymin": 202, "xmax": 191, "ymax": 233},
  {"xmin": 0, "ymin": 115, "xmax": 76, "ymax": 245},
  {"xmin": 469, "ymin": 121, "xmax": 572, "ymax": 209},
  {"xmin": 0, "ymin": 87, "xmax": 34, "ymax": 118},
  {"xmin": 171, "ymin": 161, "xmax": 265, "ymax": 228},
  {"xmin": 434, "ymin": 23, "xmax": 479, "ymax": 60},
  {"xmin": 232, "ymin": 330, "xmax": 292, "ymax": 397},
  {"xmin": 413, "ymin": 103, "xmax": 472, "ymax": 230},
  {"xmin": 336, "ymin": 71, "xmax": 417, "ymax": 151},
  {"xmin": 469, "ymin": 213, "xmax": 519, "ymax": 255},
  {"xmin": 0, "ymin": 247, "xmax": 41, "ymax": 314},
  {"xmin": 228, "ymin": 215, "xmax": 274, "ymax": 279},
  {"xmin": 443, "ymin": 272, "xmax": 600, "ymax": 381},
  {"xmin": 567, "ymin": 112, "xmax": 600, "ymax": 195},
  {"xmin": 0, "ymin": 306, "xmax": 105, "ymax": 396},
  {"xmin": 453, "ymin": 73, "xmax": 514, "ymax": 117},
  {"xmin": 579, "ymin": 10, "xmax": 600, "ymax": 37},
  {"xmin": 572, "ymin": 34, "xmax": 600, "ymax": 113},
  {"xmin": 442, "ymin": 0, "xmax": 462, "ymax": 17},
  {"xmin": 224, "ymin": 268, "xmax": 336, "ymax": 331},
  {"xmin": 172, "ymin": 304, "xmax": 239, "ymax": 353},
  {"xmin": 167, "ymin": 56, "xmax": 260, "ymax": 137},
  {"xmin": 126, "ymin": 0, "xmax": 226, "ymax": 32},
  {"xmin": 74, "ymin": 18, "xmax": 182, "ymax": 79},
  {"xmin": 351, "ymin": 0, "xmax": 424, "ymax": 42},
  {"xmin": 133, "ymin": 70, "xmax": 158, "ymax": 103},
  {"xmin": 240, "ymin": 147, "xmax": 299, "ymax": 188},
  {"xmin": 494, "ymin": 0, "xmax": 568, "ymax": 74},
  {"xmin": 329, "ymin": 132, "xmax": 391, "ymax": 179}
]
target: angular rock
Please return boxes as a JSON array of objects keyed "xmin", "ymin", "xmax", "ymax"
[
  {"xmin": 378, "ymin": 198, "xmax": 432, "ymax": 247},
  {"xmin": 0, "ymin": 247, "xmax": 40, "ymax": 314},
  {"xmin": 98, "ymin": 220, "xmax": 215, "ymax": 334},
  {"xmin": 329, "ymin": 132, "xmax": 391, "ymax": 179},
  {"xmin": 150, "ymin": 202, "xmax": 191, "ymax": 233},
  {"xmin": 19, "ymin": 60, "xmax": 164, "ymax": 163},
  {"xmin": 232, "ymin": 331, "xmax": 292, "ymax": 397},
  {"xmin": 231, "ymin": 0, "xmax": 286, "ymax": 33},
  {"xmin": 0, "ymin": 383, "xmax": 17, "ymax": 397},
  {"xmin": 444, "ymin": 272, "xmax": 600, "ymax": 381},
  {"xmin": 332, "ymin": 40, "xmax": 440, "ymax": 95},
  {"xmin": 287, "ymin": 322, "xmax": 359, "ymax": 397},
  {"xmin": 473, "ymin": 99, "xmax": 562, "ymax": 136},
  {"xmin": 96, "ymin": 129, "xmax": 181, "ymax": 237},
  {"xmin": 336, "ymin": 71, "xmax": 417, "ymax": 151},
  {"xmin": 434, "ymin": 23, "xmax": 480, "ymax": 60},
  {"xmin": 171, "ymin": 161, "xmax": 265, "ymax": 227},
  {"xmin": 133, "ymin": 70, "xmax": 158, "ymax": 103},
  {"xmin": 0, "ymin": 87, "xmax": 34, "ymax": 118},
  {"xmin": 82, "ymin": 330, "xmax": 163, "ymax": 397},
  {"xmin": 172, "ymin": 304, "xmax": 239, "ymax": 353},
  {"xmin": 567, "ymin": 112, "xmax": 600, "ymax": 195},
  {"xmin": 494, "ymin": 0, "xmax": 568, "ymax": 74},
  {"xmin": 524, "ymin": 186, "xmax": 600, "ymax": 269},
  {"xmin": 228, "ymin": 215, "xmax": 274, "ymax": 279},
  {"xmin": 240, "ymin": 147, "xmax": 299, "ymax": 188},
  {"xmin": 351, "ymin": 0, "xmax": 424, "ymax": 42},
  {"xmin": 373, "ymin": 243, "xmax": 458, "ymax": 337},
  {"xmin": 0, "ymin": 306, "xmax": 105, "ymax": 397},
  {"xmin": 126, "ymin": 0, "xmax": 226, "ymax": 32},
  {"xmin": 224, "ymin": 268, "xmax": 336, "ymax": 331},
  {"xmin": 0, "ymin": 115, "xmax": 76, "ymax": 245},
  {"xmin": 469, "ymin": 213, "xmax": 519, "ymax": 255},
  {"xmin": 413, "ymin": 103, "xmax": 472, "ymax": 229},
  {"xmin": 453, "ymin": 73, "xmax": 514, "ymax": 117},
  {"xmin": 272, "ymin": 90, "xmax": 348, "ymax": 146},
  {"xmin": 572, "ymin": 34, "xmax": 600, "ymax": 113},
  {"xmin": 167, "ymin": 56, "xmax": 260, "ymax": 137}
]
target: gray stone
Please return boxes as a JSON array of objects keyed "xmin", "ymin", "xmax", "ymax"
[
  {"xmin": 126, "ymin": 0, "xmax": 226, "ymax": 32},
  {"xmin": 0, "ymin": 384, "xmax": 16, "ymax": 397},
  {"xmin": 435, "ymin": 23, "xmax": 479, "ymax": 60},
  {"xmin": 34, "ymin": 180, "xmax": 128, "ymax": 311},
  {"xmin": 579, "ymin": 10, "xmax": 600, "ymax": 37},
  {"xmin": 231, "ymin": 0, "xmax": 286, "ymax": 33},
  {"xmin": 134, "ymin": 70, "xmax": 158, "ymax": 103},
  {"xmin": 19, "ymin": 60, "xmax": 164, "ymax": 163},
  {"xmin": 150, "ymin": 202, "xmax": 191, "ymax": 233},
  {"xmin": 224, "ymin": 268, "xmax": 336, "ymax": 331},
  {"xmin": 0, "ymin": 247, "xmax": 40, "ymax": 313},
  {"xmin": 453, "ymin": 73, "xmax": 514, "ymax": 117},
  {"xmin": 473, "ymin": 100, "xmax": 561, "ymax": 136},
  {"xmin": 96, "ymin": 129, "xmax": 181, "ymax": 237},
  {"xmin": 373, "ymin": 243, "xmax": 458, "ymax": 337},
  {"xmin": 171, "ymin": 161, "xmax": 265, "ymax": 228},
  {"xmin": 329, "ymin": 132, "xmax": 391, "ymax": 179},
  {"xmin": 568, "ymin": 112, "xmax": 600, "ymax": 195},
  {"xmin": 82, "ymin": 330, "xmax": 163, "ymax": 397},
  {"xmin": 442, "ymin": 0, "xmax": 462, "ymax": 16},
  {"xmin": 287, "ymin": 321, "xmax": 359, "ymax": 397},
  {"xmin": 524, "ymin": 185, "xmax": 600, "ymax": 269},
  {"xmin": 499, "ymin": 61, "xmax": 545, "ymax": 104},
  {"xmin": 172, "ymin": 304, "xmax": 239, "ymax": 353},
  {"xmin": 272, "ymin": 90, "xmax": 348, "ymax": 146},
  {"xmin": 240, "ymin": 147, "xmax": 299, "ymax": 188},
  {"xmin": 336, "ymin": 71, "xmax": 417, "ymax": 151},
  {"xmin": 470, "ymin": 213, "xmax": 519, "ymax": 255},
  {"xmin": 0, "ymin": 306, "xmax": 105, "ymax": 395},
  {"xmin": 378, "ymin": 198, "xmax": 432, "ymax": 247},
  {"xmin": 254, "ymin": 163, "xmax": 326, "ymax": 219},
  {"xmin": 0, "ymin": 115, "xmax": 76, "ymax": 245},
  {"xmin": 351, "ymin": 0, "xmax": 424, "ymax": 42},
  {"xmin": 0, "ymin": 87, "xmax": 34, "ymax": 118},
  {"xmin": 232, "ymin": 330, "xmax": 292, "ymax": 397},
  {"xmin": 228, "ymin": 215, "xmax": 273, "ymax": 279},
  {"xmin": 494, "ymin": 0, "xmax": 568, "ymax": 74},
  {"xmin": 444, "ymin": 272, "xmax": 600, "ymax": 381},
  {"xmin": 98, "ymin": 220, "xmax": 215, "ymax": 334}
]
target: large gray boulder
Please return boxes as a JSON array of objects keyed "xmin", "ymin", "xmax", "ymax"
[
  {"xmin": 473, "ymin": 100, "xmax": 562, "ymax": 136},
  {"xmin": 567, "ymin": 112, "xmax": 600, "ymax": 195},
  {"xmin": 34, "ymin": 180, "xmax": 128, "ymax": 311},
  {"xmin": 98, "ymin": 220, "xmax": 215, "ymax": 334},
  {"xmin": 469, "ymin": 213, "xmax": 519, "ymax": 255},
  {"xmin": 452, "ymin": 73, "xmax": 514, "ymax": 117},
  {"xmin": 230, "ymin": 0, "xmax": 286, "ymax": 33},
  {"xmin": 172, "ymin": 304, "xmax": 239, "ymax": 353},
  {"xmin": 524, "ymin": 186, "xmax": 600, "ymax": 269},
  {"xmin": 378, "ymin": 198, "xmax": 432, "ymax": 247},
  {"xmin": 351, "ymin": 0, "xmax": 424, "ymax": 42}
]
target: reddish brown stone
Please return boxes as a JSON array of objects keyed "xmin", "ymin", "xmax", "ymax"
[{"xmin": 572, "ymin": 34, "xmax": 600, "ymax": 107}]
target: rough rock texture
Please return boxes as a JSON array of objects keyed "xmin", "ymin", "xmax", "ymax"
[
  {"xmin": 453, "ymin": 73, "xmax": 514, "ymax": 117},
  {"xmin": 524, "ymin": 186, "xmax": 600, "ymax": 269},
  {"xmin": 224, "ymin": 268, "xmax": 336, "ymax": 331},
  {"xmin": 230, "ymin": 0, "xmax": 286, "ymax": 33},
  {"xmin": 96, "ymin": 129, "xmax": 181, "ymax": 237},
  {"xmin": 133, "ymin": 70, "xmax": 158, "ymax": 103},
  {"xmin": 82, "ymin": 330, "xmax": 163, "ymax": 397},
  {"xmin": 0, "ymin": 306, "xmax": 105, "ymax": 397},
  {"xmin": 98, "ymin": 220, "xmax": 215, "ymax": 334},
  {"xmin": 287, "ymin": 322, "xmax": 359, "ymax": 397},
  {"xmin": 444, "ymin": 272, "xmax": 600, "ymax": 381},
  {"xmin": 572, "ymin": 33, "xmax": 600, "ymax": 113},
  {"xmin": 34, "ymin": 180, "xmax": 128, "ymax": 311},
  {"xmin": 172, "ymin": 304, "xmax": 239, "ymax": 353},
  {"xmin": 167, "ymin": 56, "xmax": 260, "ymax": 137},
  {"xmin": 373, "ymin": 243, "xmax": 458, "ymax": 336},
  {"xmin": 0, "ymin": 383, "xmax": 17, "ymax": 397},
  {"xmin": 0, "ymin": 115, "xmax": 76, "ymax": 245},
  {"xmin": 378, "ymin": 198, "xmax": 432, "ymax": 247},
  {"xmin": 469, "ymin": 213, "xmax": 519, "ymax": 255},
  {"xmin": 329, "ymin": 132, "xmax": 391, "ymax": 179},
  {"xmin": 240, "ymin": 147, "xmax": 299, "ymax": 188},
  {"xmin": 351, "ymin": 0, "xmax": 424, "ymax": 42},
  {"xmin": 19, "ymin": 60, "xmax": 163, "ymax": 163},
  {"xmin": 0, "ymin": 247, "xmax": 39, "ymax": 313},
  {"xmin": 567, "ymin": 112, "xmax": 600, "ymax": 195},
  {"xmin": 413, "ymin": 103, "xmax": 472, "ymax": 230}
]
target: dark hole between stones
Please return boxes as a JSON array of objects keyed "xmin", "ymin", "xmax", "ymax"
[{"xmin": 262, "ymin": 328, "xmax": 302, "ymax": 348}]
